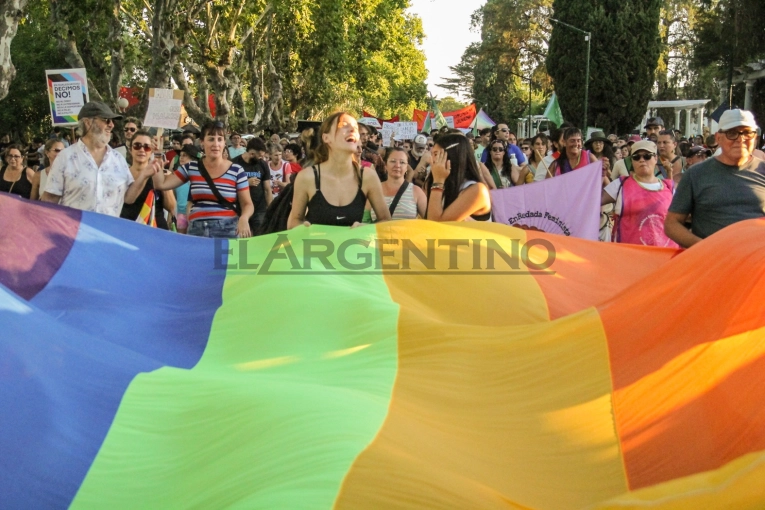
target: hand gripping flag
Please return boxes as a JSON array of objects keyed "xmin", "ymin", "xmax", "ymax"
[{"xmin": 1, "ymin": 192, "xmax": 764, "ymax": 509}]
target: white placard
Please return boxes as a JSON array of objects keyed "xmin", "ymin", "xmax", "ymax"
[
  {"xmin": 445, "ymin": 116, "xmax": 455, "ymax": 128},
  {"xmin": 144, "ymin": 89, "xmax": 183, "ymax": 129},
  {"xmin": 393, "ymin": 122, "xmax": 418, "ymax": 140},
  {"xmin": 381, "ymin": 128, "xmax": 394, "ymax": 147},
  {"xmin": 358, "ymin": 117, "xmax": 382, "ymax": 128}
]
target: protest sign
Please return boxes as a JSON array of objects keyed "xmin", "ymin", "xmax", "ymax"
[
  {"xmin": 393, "ymin": 122, "xmax": 418, "ymax": 140},
  {"xmin": 444, "ymin": 116, "xmax": 455, "ymax": 128},
  {"xmin": 358, "ymin": 117, "xmax": 382, "ymax": 128},
  {"xmin": 491, "ymin": 161, "xmax": 602, "ymax": 240},
  {"xmin": 143, "ymin": 89, "xmax": 184, "ymax": 130},
  {"xmin": 441, "ymin": 104, "xmax": 477, "ymax": 128},
  {"xmin": 46, "ymin": 68, "xmax": 89, "ymax": 126},
  {"xmin": 381, "ymin": 122, "xmax": 395, "ymax": 147}
]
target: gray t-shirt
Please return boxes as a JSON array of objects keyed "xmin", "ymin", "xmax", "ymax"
[{"xmin": 669, "ymin": 156, "xmax": 765, "ymax": 238}]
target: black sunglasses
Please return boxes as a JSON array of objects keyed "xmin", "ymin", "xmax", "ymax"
[
  {"xmin": 631, "ymin": 153, "xmax": 654, "ymax": 161},
  {"xmin": 132, "ymin": 142, "xmax": 152, "ymax": 152}
]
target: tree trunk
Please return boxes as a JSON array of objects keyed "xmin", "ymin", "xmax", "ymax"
[
  {"xmin": 108, "ymin": 0, "xmax": 124, "ymax": 105},
  {"xmin": 137, "ymin": 0, "xmax": 178, "ymax": 117},
  {"xmin": 0, "ymin": 0, "xmax": 28, "ymax": 101},
  {"xmin": 172, "ymin": 62, "xmax": 212, "ymax": 126},
  {"xmin": 50, "ymin": 0, "xmax": 103, "ymax": 101}
]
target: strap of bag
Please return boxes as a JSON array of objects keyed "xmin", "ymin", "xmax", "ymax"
[
  {"xmin": 388, "ymin": 181, "xmax": 409, "ymax": 216},
  {"xmin": 196, "ymin": 160, "xmax": 240, "ymax": 215}
]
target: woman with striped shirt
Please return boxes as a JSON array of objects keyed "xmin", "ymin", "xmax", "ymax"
[{"xmin": 152, "ymin": 121, "xmax": 254, "ymax": 238}]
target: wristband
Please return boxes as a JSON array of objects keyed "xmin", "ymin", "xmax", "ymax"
[{"xmin": 430, "ymin": 187, "xmax": 444, "ymax": 193}]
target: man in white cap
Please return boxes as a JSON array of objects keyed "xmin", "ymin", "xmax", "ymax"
[
  {"xmin": 42, "ymin": 101, "xmax": 154, "ymax": 216},
  {"xmin": 665, "ymin": 109, "xmax": 765, "ymax": 247},
  {"xmin": 408, "ymin": 134, "xmax": 431, "ymax": 187}
]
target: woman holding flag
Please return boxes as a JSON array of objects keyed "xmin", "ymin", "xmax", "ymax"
[{"xmin": 120, "ymin": 130, "xmax": 175, "ymax": 229}]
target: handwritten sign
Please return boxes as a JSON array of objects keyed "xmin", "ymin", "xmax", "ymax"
[
  {"xmin": 393, "ymin": 122, "xmax": 418, "ymax": 141},
  {"xmin": 143, "ymin": 88, "xmax": 184, "ymax": 129}
]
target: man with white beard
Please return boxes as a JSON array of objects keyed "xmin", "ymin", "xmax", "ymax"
[{"xmin": 42, "ymin": 102, "xmax": 154, "ymax": 216}]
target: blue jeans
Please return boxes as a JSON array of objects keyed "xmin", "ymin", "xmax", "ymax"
[{"xmin": 188, "ymin": 217, "xmax": 238, "ymax": 239}]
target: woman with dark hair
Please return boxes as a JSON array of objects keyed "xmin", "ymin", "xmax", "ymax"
[
  {"xmin": 120, "ymin": 130, "xmax": 175, "ymax": 229},
  {"xmin": 528, "ymin": 133, "xmax": 552, "ymax": 181},
  {"xmin": 283, "ymin": 142, "xmax": 303, "ymax": 183},
  {"xmin": 0, "ymin": 144, "xmax": 34, "ymax": 199},
  {"xmin": 31, "ymin": 139, "xmax": 65, "ymax": 200},
  {"xmin": 479, "ymin": 140, "xmax": 517, "ymax": 189},
  {"xmin": 288, "ymin": 112, "xmax": 390, "ymax": 228},
  {"xmin": 549, "ymin": 127, "xmax": 598, "ymax": 176},
  {"xmin": 425, "ymin": 133, "xmax": 492, "ymax": 221},
  {"xmin": 152, "ymin": 121, "xmax": 254, "ymax": 238},
  {"xmin": 366, "ymin": 147, "xmax": 427, "ymax": 221},
  {"xmin": 585, "ymin": 130, "xmax": 616, "ymax": 173}
]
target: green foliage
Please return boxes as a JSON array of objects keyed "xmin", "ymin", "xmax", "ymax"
[
  {"xmin": 0, "ymin": 6, "xmax": 61, "ymax": 139},
  {"xmin": 546, "ymin": 0, "xmax": 662, "ymax": 133},
  {"xmin": 436, "ymin": 96, "xmax": 466, "ymax": 112},
  {"xmin": 467, "ymin": 0, "xmax": 554, "ymax": 124}
]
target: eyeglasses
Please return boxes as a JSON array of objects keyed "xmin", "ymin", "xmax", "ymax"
[
  {"xmin": 521, "ymin": 146, "xmax": 530, "ymax": 151},
  {"xmin": 631, "ymin": 153, "xmax": 654, "ymax": 161},
  {"xmin": 6, "ymin": 154, "xmax": 22, "ymax": 159},
  {"xmin": 491, "ymin": 147, "xmax": 505, "ymax": 153},
  {"xmin": 723, "ymin": 130, "xmax": 756, "ymax": 141},
  {"xmin": 97, "ymin": 117, "xmax": 115, "ymax": 125},
  {"xmin": 132, "ymin": 143, "xmax": 152, "ymax": 152},
  {"xmin": 124, "ymin": 127, "xmax": 136, "ymax": 132}
]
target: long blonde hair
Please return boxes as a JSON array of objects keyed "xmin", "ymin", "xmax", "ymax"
[{"xmin": 314, "ymin": 112, "xmax": 360, "ymax": 175}]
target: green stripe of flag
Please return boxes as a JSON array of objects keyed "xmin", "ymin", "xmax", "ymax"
[{"xmin": 71, "ymin": 225, "xmax": 400, "ymax": 509}]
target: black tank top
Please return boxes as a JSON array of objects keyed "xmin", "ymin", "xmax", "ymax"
[
  {"xmin": 305, "ymin": 165, "xmax": 365, "ymax": 227},
  {"xmin": 0, "ymin": 165, "xmax": 32, "ymax": 199}
]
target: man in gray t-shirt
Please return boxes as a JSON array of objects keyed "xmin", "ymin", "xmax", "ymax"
[{"xmin": 665, "ymin": 109, "xmax": 765, "ymax": 248}]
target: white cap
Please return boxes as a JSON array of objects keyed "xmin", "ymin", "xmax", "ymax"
[
  {"xmin": 413, "ymin": 134, "xmax": 427, "ymax": 147},
  {"xmin": 718, "ymin": 109, "xmax": 759, "ymax": 132},
  {"xmin": 630, "ymin": 140, "xmax": 657, "ymax": 155}
]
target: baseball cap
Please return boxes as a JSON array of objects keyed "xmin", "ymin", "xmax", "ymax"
[
  {"xmin": 717, "ymin": 109, "xmax": 759, "ymax": 132},
  {"xmin": 413, "ymin": 134, "xmax": 428, "ymax": 147},
  {"xmin": 644, "ymin": 116, "xmax": 664, "ymax": 128},
  {"xmin": 630, "ymin": 140, "xmax": 657, "ymax": 155},
  {"xmin": 627, "ymin": 134, "xmax": 642, "ymax": 144},
  {"xmin": 687, "ymin": 145, "xmax": 712, "ymax": 158},
  {"xmin": 78, "ymin": 101, "xmax": 123, "ymax": 120}
]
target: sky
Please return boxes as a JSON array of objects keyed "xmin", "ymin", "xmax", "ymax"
[{"xmin": 407, "ymin": 0, "xmax": 485, "ymax": 100}]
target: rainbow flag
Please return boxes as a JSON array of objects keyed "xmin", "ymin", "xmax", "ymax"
[
  {"xmin": 1, "ymin": 192, "xmax": 764, "ymax": 509},
  {"xmin": 135, "ymin": 189, "xmax": 157, "ymax": 227}
]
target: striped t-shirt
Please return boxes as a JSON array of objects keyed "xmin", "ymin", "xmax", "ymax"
[{"xmin": 174, "ymin": 160, "xmax": 248, "ymax": 222}]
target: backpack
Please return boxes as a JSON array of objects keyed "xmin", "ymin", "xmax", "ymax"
[{"xmin": 257, "ymin": 183, "xmax": 294, "ymax": 236}]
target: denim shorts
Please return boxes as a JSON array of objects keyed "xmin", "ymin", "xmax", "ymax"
[{"xmin": 187, "ymin": 217, "xmax": 238, "ymax": 239}]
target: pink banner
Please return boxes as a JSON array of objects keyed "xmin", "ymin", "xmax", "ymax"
[{"xmin": 490, "ymin": 161, "xmax": 602, "ymax": 240}]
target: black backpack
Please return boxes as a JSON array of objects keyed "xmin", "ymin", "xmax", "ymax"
[{"xmin": 256, "ymin": 183, "xmax": 294, "ymax": 236}]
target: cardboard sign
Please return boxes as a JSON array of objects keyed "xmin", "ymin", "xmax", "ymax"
[
  {"xmin": 358, "ymin": 117, "xmax": 382, "ymax": 128},
  {"xmin": 46, "ymin": 68, "xmax": 89, "ymax": 126},
  {"xmin": 393, "ymin": 122, "xmax": 418, "ymax": 140},
  {"xmin": 143, "ymin": 89, "xmax": 184, "ymax": 129},
  {"xmin": 445, "ymin": 116, "xmax": 455, "ymax": 128}
]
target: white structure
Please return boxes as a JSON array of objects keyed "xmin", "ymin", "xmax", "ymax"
[
  {"xmin": 722, "ymin": 59, "xmax": 765, "ymax": 111},
  {"xmin": 643, "ymin": 99, "xmax": 710, "ymax": 139},
  {"xmin": 516, "ymin": 115, "xmax": 551, "ymax": 138}
]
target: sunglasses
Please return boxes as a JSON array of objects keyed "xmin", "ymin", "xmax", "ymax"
[
  {"xmin": 631, "ymin": 153, "xmax": 654, "ymax": 161},
  {"xmin": 132, "ymin": 143, "xmax": 152, "ymax": 152},
  {"xmin": 491, "ymin": 147, "xmax": 505, "ymax": 152},
  {"xmin": 723, "ymin": 130, "xmax": 756, "ymax": 141},
  {"xmin": 124, "ymin": 127, "xmax": 137, "ymax": 132},
  {"xmin": 521, "ymin": 146, "xmax": 530, "ymax": 151}
]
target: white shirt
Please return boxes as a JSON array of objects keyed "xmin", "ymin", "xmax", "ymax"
[{"xmin": 44, "ymin": 139, "xmax": 134, "ymax": 217}]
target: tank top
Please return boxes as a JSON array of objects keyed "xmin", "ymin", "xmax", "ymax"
[
  {"xmin": 612, "ymin": 176, "xmax": 678, "ymax": 247},
  {"xmin": 557, "ymin": 150, "xmax": 591, "ymax": 175},
  {"xmin": 371, "ymin": 182, "xmax": 417, "ymax": 221},
  {"xmin": 305, "ymin": 165, "xmax": 366, "ymax": 226},
  {"xmin": 458, "ymin": 180, "xmax": 492, "ymax": 221},
  {"xmin": 0, "ymin": 165, "xmax": 33, "ymax": 199}
]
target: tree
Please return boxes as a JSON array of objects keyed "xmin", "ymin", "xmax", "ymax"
[
  {"xmin": 437, "ymin": 43, "xmax": 478, "ymax": 99},
  {"xmin": 436, "ymin": 96, "xmax": 466, "ymax": 112},
  {"xmin": 0, "ymin": 0, "xmax": 28, "ymax": 100},
  {"xmin": 464, "ymin": 0, "xmax": 554, "ymax": 123},
  {"xmin": 546, "ymin": 0, "xmax": 662, "ymax": 133}
]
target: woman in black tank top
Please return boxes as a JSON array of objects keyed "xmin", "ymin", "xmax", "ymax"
[
  {"xmin": 288, "ymin": 112, "xmax": 390, "ymax": 228},
  {"xmin": 425, "ymin": 134, "xmax": 492, "ymax": 221}
]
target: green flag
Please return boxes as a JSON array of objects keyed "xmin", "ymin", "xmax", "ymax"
[
  {"xmin": 543, "ymin": 92, "xmax": 564, "ymax": 128},
  {"xmin": 431, "ymin": 98, "xmax": 448, "ymax": 129},
  {"xmin": 422, "ymin": 110, "xmax": 432, "ymax": 133}
]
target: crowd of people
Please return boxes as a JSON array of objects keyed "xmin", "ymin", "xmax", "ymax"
[{"xmin": 2, "ymin": 101, "xmax": 764, "ymax": 250}]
